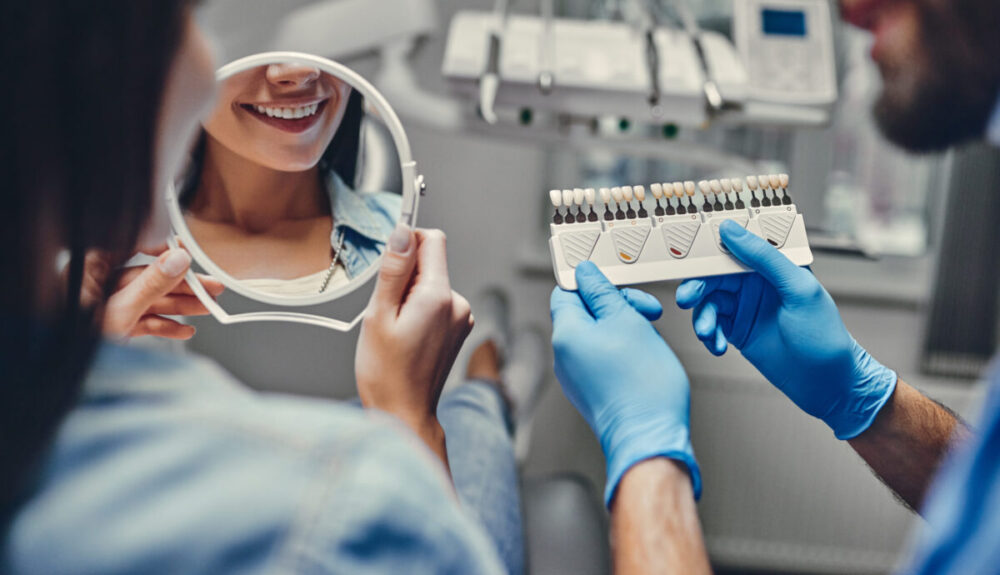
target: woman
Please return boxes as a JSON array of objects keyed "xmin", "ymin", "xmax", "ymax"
[
  {"xmin": 181, "ymin": 64, "xmax": 400, "ymax": 296},
  {"xmin": 1, "ymin": 2, "xmax": 522, "ymax": 573}
]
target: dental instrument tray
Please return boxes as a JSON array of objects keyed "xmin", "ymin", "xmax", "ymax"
[{"xmin": 547, "ymin": 175, "xmax": 813, "ymax": 290}]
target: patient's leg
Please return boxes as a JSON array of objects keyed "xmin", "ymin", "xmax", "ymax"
[{"xmin": 438, "ymin": 340, "xmax": 523, "ymax": 575}]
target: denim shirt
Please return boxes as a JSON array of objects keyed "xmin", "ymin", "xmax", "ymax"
[
  {"xmin": 328, "ymin": 173, "xmax": 401, "ymax": 279},
  {"xmin": 1, "ymin": 343, "xmax": 504, "ymax": 575}
]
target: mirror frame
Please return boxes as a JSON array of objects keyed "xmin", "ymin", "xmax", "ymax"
[{"xmin": 166, "ymin": 51, "xmax": 421, "ymax": 331}]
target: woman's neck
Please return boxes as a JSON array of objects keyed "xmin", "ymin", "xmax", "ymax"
[{"xmin": 189, "ymin": 136, "xmax": 327, "ymax": 233}]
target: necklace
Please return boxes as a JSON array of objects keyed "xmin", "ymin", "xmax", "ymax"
[{"xmin": 318, "ymin": 229, "xmax": 347, "ymax": 293}]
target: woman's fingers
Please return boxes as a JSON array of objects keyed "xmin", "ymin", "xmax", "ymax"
[
  {"xmin": 370, "ymin": 223, "xmax": 418, "ymax": 315},
  {"xmin": 412, "ymin": 229, "xmax": 451, "ymax": 294},
  {"xmin": 104, "ymin": 250, "xmax": 192, "ymax": 335},
  {"xmin": 145, "ymin": 294, "xmax": 213, "ymax": 317},
  {"xmin": 131, "ymin": 316, "xmax": 197, "ymax": 340},
  {"xmin": 117, "ymin": 267, "xmax": 223, "ymax": 297}
]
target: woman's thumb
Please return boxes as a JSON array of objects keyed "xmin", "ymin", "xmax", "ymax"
[
  {"xmin": 371, "ymin": 224, "xmax": 417, "ymax": 313},
  {"xmin": 107, "ymin": 249, "xmax": 191, "ymax": 330}
]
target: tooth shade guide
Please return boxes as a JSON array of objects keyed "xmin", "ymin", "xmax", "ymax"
[
  {"xmin": 573, "ymin": 188, "xmax": 585, "ymax": 206},
  {"xmin": 547, "ymin": 173, "xmax": 812, "ymax": 291},
  {"xmin": 684, "ymin": 181, "xmax": 696, "ymax": 196},
  {"xmin": 746, "ymin": 175, "xmax": 759, "ymax": 190},
  {"xmin": 584, "ymin": 188, "xmax": 596, "ymax": 205}
]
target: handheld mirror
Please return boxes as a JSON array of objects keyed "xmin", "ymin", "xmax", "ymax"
[{"xmin": 166, "ymin": 52, "xmax": 422, "ymax": 331}]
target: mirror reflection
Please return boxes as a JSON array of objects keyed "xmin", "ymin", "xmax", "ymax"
[{"xmin": 178, "ymin": 62, "xmax": 403, "ymax": 298}]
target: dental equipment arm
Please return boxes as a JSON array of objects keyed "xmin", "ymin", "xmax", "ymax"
[{"xmin": 612, "ymin": 458, "xmax": 712, "ymax": 575}]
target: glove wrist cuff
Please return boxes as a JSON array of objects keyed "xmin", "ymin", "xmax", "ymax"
[
  {"xmin": 829, "ymin": 344, "xmax": 899, "ymax": 440},
  {"xmin": 601, "ymin": 420, "xmax": 701, "ymax": 508}
]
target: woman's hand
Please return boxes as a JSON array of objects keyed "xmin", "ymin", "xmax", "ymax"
[
  {"xmin": 355, "ymin": 225, "xmax": 473, "ymax": 470},
  {"xmin": 81, "ymin": 246, "xmax": 225, "ymax": 341}
]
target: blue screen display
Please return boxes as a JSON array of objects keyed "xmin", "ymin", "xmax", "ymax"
[{"xmin": 762, "ymin": 8, "xmax": 807, "ymax": 37}]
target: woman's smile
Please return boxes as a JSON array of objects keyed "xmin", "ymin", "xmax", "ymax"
[{"xmin": 238, "ymin": 98, "xmax": 330, "ymax": 134}]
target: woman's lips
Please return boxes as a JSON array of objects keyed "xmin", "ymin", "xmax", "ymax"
[{"xmin": 239, "ymin": 99, "xmax": 329, "ymax": 134}]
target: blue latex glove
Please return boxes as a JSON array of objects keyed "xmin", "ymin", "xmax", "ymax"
[
  {"xmin": 676, "ymin": 220, "xmax": 897, "ymax": 440},
  {"xmin": 551, "ymin": 261, "xmax": 701, "ymax": 506}
]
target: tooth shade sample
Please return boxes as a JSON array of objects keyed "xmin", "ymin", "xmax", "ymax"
[
  {"xmin": 634, "ymin": 186, "xmax": 646, "ymax": 202},
  {"xmin": 600, "ymin": 188, "xmax": 612, "ymax": 204},
  {"xmin": 650, "ymin": 183, "xmax": 664, "ymax": 199},
  {"xmin": 585, "ymin": 188, "xmax": 596, "ymax": 205},
  {"xmin": 779, "ymin": 173, "xmax": 790, "ymax": 188},
  {"xmin": 611, "ymin": 187, "xmax": 624, "ymax": 202},
  {"xmin": 573, "ymin": 188, "xmax": 585, "ymax": 206},
  {"xmin": 684, "ymin": 181, "xmax": 696, "ymax": 196},
  {"xmin": 562, "ymin": 189, "xmax": 574, "ymax": 206},
  {"xmin": 622, "ymin": 186, "xmax": 634, "ymax": 202},
  {"xmin": 746, "ymin": 175, "xmax": 759, "ymax": 190},
  {"xmin": 549, "ymin": 189, "xmax": 562, "ymax": 207}
]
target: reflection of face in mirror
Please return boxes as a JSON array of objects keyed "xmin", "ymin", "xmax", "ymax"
[{"xmin": 179, "ymin": 62, "xmax": 402, "ymax": 298}]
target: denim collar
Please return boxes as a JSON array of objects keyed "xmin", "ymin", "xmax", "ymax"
[{"xmin": 328, "ymin": 172, "xmax": 390, "ymax": 244}]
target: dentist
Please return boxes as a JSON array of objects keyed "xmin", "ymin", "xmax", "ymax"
[{"xmin": 551, "ymin": 0, "xmax": 1000, "ymax": 572}]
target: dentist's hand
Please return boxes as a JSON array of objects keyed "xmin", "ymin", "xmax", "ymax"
[
  {"xmin": 356, "ymin": 225, "xmax": 473, "ymax": 470},
  {"xmin": 676, "ymin": 220, "xmax": 897, "ymax": 439},
  {"xmin": 551, "ymin": 262, "xmax": 700, "ymax": 506}
]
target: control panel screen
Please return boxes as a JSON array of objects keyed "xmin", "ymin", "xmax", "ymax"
[{"xmin": 761, "ymin": 8, "xmax": 807, "ymax": 37}]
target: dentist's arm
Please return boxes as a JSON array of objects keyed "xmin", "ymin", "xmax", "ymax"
[
  {"xmin": 550, "ymin": 263, "xmax": 710, "ymax": 574},
  {"xmin": 677, "ymin": 220, "xmax": 968, "ymax": 510},
  {"xmin": 612, "ymin": 458, "xmax": 711, "ymax": 575}
]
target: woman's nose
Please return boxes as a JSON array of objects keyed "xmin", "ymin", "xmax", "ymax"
[{"xmin": 265, "ymin": 64, "xmax": 321, "ymax": 90}]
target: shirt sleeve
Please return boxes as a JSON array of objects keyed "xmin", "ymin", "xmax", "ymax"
[
  {"xmin": 899, "ymin": 379, "xmax": 1000, "ymax": 574},
  {"xmin": 273, "ymin": 422, "xmax": 507, "ymax": 575}
]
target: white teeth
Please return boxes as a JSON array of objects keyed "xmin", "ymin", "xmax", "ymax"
[{"xmin": 254, "ymin": 103, "xmax": 322, "ymax": 119}]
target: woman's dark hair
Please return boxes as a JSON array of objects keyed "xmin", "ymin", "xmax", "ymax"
[
  {"xmin": 0, "ymin": 1, "xmax": 194, "ymax": 508},
  {"xmin": 323, "ymin": 89, "xmax": 365, "ymax": 186},
  {"xmin": 179, "ymin": 86, "xmax": 365, "ymax": 205}
]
